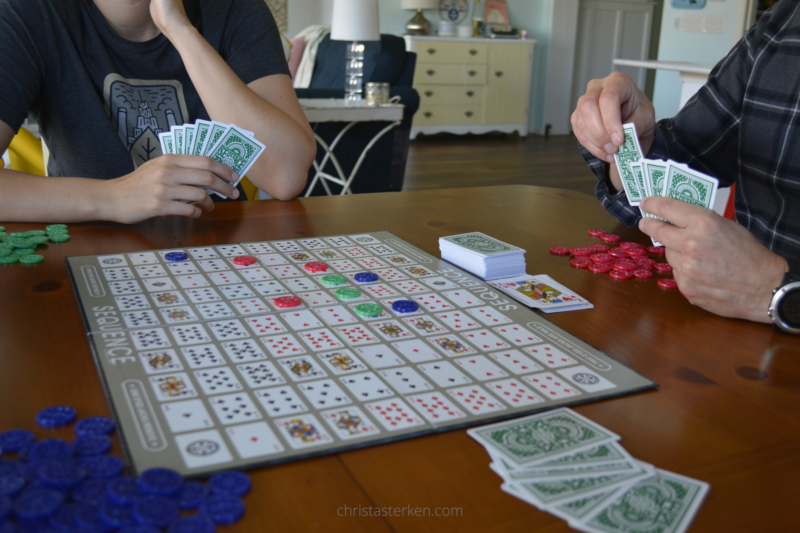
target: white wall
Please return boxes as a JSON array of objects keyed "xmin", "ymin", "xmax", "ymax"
[{"xmin": 287, "ymin": 0, "xmax": 333, "ymax": 38}]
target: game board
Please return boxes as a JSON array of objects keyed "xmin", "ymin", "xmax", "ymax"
[{"xmin": 66, "ymin": 232, "xmax": 656, "ymax": 477}]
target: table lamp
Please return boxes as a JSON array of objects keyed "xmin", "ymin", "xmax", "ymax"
[
  {"xmin": 331, "ymin": 0, "xmax": 380, "ymax": 103},
  {"xmin": 402, "ymin": 0, "xmax": 438, "ymax": 36}
]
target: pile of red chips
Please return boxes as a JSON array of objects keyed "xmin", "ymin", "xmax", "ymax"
[{"xmin": 550, "ymin": 229, "xmax": 678, "ymax": 290}]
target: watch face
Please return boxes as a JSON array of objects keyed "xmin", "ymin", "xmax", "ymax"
[{"xmin": 778, "ymin": 289, "xmax": 800, "ymax": 328}]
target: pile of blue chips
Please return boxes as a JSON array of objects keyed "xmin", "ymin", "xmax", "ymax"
[{"xmin": 0, "ymin": 406, "xmax": 251, "ymax": 533}]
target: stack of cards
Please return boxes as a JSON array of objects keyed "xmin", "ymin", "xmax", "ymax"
[
  {"xmin": 488, "ymin": 274, "xmax": 593, "ymax": 313},
  {"xmin": 614, "ymin": 123, "xmax": 720, "ymax": 244},
  {"xmin": 439, "ymin": 233, "xmax": 526, "ymax": 280},
  {"xmin": 158, "ymin": 119, "xmax": 265, "ymax": 198},
  {"xmin": 469, "ymin": 408, "xmax": 710, "ymax": 533}
]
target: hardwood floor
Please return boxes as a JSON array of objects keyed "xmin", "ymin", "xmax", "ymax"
[{"xmin": 402, "ymin": 133, "xmax": 598, "ymax": 197}]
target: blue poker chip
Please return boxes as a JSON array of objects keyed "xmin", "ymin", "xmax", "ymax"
[
  {"xmin": 71, "ymin": 478, "xmax": 110, "ymax": 507},
  {"xmin": 138, "ymin": 467, "xmax": 184, "ymax": 497},
  {"xmin": 0, "ymin": 430, "xmax": 36, "ymax": 453},
  {"xmin": 74, "ymin": 434, "xmax": 113, "ymax": 457},
  {"xmin": 0, "ymin": 460, "xmax": 25, "ymax": 478},
  {"xmin": 36, "ymin": 406, "xmax": 77, "ymax": 429},
  {"xmin": 0, "ymin": 475, "xmax": 26, "ymax": 497},
  {"xmin": 74, "ymin": 455, "xmax": 125, "ymax": 479},
  {"xmin": 391, "ymin": 300, "xmax": 419, "ymax": 313},
  {"xmin": 28, "ymin": 439, "xmax": 74, "ymax": 464},
  {"xmin": 107, "ymin": 476, "xmax": 142, "ymax": 505},
  {"xmin": 353, "ymin": 272, "xmax": 379, "ymax": 283},
  {"xmin": 164, "ymin": 252, "xmax": 188, "ymax": 262},
  {"xmin": 75, "ymin": 503, "xmax": 114, "ymax": 532},
  {"xmin": 208, "ymin": 470, "xmax": 251, "ymax": 498},
  {"xmin": 100, "ymin": 500, "xmax": 135, "ymax": 528},
  {"xmin": 48, "ymin": 501, "xmax": 80, "ymax": 531},
  {"xmin": 118, "ymin": 527, "xmax": 162, "ymax": 533},
  {"xmin": 133, "ymin": 495, "xmax": 179, "ymax": 528},
  {"xmin": 176, "ymin": 480, "xmax": 208, "ymax": 510},
  {"xmin": 167, "ymin": 515, "xmax": 216, "ymax": 533},
  {"xmin": 35, "ymin": 462, "xmax": 86, "ymax": 489},
  {"xmin": 0, "ymin": 521, "xmax": 17, "ymax": 533},
  {"xmin": 74, "ymin": 417, "xmax": 115, "ymax": 437},
  {"xmin": 200, "ymin": 495, "xmax": 245, "ymax": 525},
  {"xmin": 13, "ymin": 487, "xmax": 64, "ymax": 520},
  {"xmin": 0, "ymin": 495, "xmax": 11, "ymax": 522}
]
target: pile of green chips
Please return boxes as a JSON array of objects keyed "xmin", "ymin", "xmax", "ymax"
[{"xmin": 0, "ymin": 224, "xmax": 70, "ymax": 265}]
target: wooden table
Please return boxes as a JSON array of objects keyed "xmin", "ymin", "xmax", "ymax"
[{"xmin": 1, "ymin": 185, "xmax": 798, "ymax": 532}]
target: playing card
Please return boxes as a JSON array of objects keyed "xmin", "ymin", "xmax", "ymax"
[
  {"xmin": 556, "ymin": 366, "xmax": 617, "ymax": 393},
  {"xmin": 151, "ymin": 291, "xmax": 187, "ymax": 307},
  {"xmin": 298, "ymin": 379, "xmax": 352, "ymax": 409},
  {"xmin": 663, "ymin": 161, "xmax": 719, "ymax": 211},
  {"xmin": 219, "ymin": 284, "xmax": 256, "ymax": 300},
  {"xmin": 128, "ymin": 252, "xmax": 159, "ymax": 265},
  {"xmin": 174, "ymin": 429, "xmax": 232, "ymax": 468},
  {"xmin": 413, "ymin": 293, "xmax": 455, "ymax": 312},
  {"xmin": 259, "ymin": 334, "xmax": 306, "ymax": 358},
  {"xmin": 255, "ymin": 254, "xmax": 289, "ymax": 266},
  {"xmin": 207, "ymin": 319, "xmax": 249, "ymax": 341},
  {"xmin": 378, "ymin": 367, "xmax": 434, "ymax": 394},
  {"xmin": 165, "ymin": 262, "xmax": 199, "ymax": 276},
  {"xmin": 271, "ymin": 240, "xmax": 304, "ymax": 252},
  {"xmin": 364, "ymin": 398, "xmax": 426, "ymax": 431},
  {"xmin": 190, "ymin": 119, "xmax": 212, "ymax": 156},
  {"xmin": 434, "ymin": 311, "xmax": 480, "ymax": 331},
  {"xmin": 365, "ymin": 244, "xmax": 395, "ymax": 255},
  {"xmin": 401, "ymin": 315, "xmax": 448, "ymax": 336},
  {"xmin": 254, "ymin": 386, "xmax": 308, "ymax": 417},
  {"xmin": 267, "ymin": 265, "xmax": 304, "ymax": 279},
  {"xmin": 485, "ymin": 378, "xmax": 544, "ymax": 407},
  {"xmin": 131, "ymin": 328, "xmax": 171, "ymax": 350},
  {"xmin": 297, "ymin": 238, "xmax": 327, "ymax": 249},
  {"xmin": 373, "ymin": 268, "xmax": 408, "ymax": 281},
  {"xmin": 489, "ymin": 275, "xmax": 590, "ymax": 311},
  {"xmin": 417, "ymin": 361, "xmax": 472, "ymax": 387},
  {"xmin": 243, "ymin": 242, "xmax": 276, "ymax": 255},
  {"xmin": 161, "ymin": 399, "xmax": 213, "ymax": 433},
  {"xmin": 390, "ymin": 339, "xmax": 442, "ymax": 363},
  {"xmin": 175, "ymin": 275, "xmax": 209, "ymax": 289},
  {"xmin": 196, "ymin": 302, "xmax": 236, "ymax": 319},
  {"xmin": 123, "ymin": 310, "xmax": 161, "ymax": 329},
  {"xmin": 230, "ymin": 298, "xmax": 269, "ymax": 316},
  {"xmin": 491, "ymin": 325, "xmax": 543, "ymax": 346},
  {"xmin": 392, "ymin": 280, "xmax": 429, "ymax": 295},
  {"xmin": 329, "ymin": 259, "xmax": 360, "ymax": 272},
  {"xmin": 488, "ymin": 350, "xmax": 544, "ymax": 375},
  {"xmin": 207, "ymin": 271, "xmax": 242, "ymax": 286},
  {"xmin": 274, "ymin": 414, "xmax": 333, "ymax": 449},
  {"xmin": 142, "ymin": 278, "xmax": 177, "ymax": 292},
  {"xmin": 97, "ymin": 254, "xmax": 127, "ymax": 267},
  {"xmin": 333, "ymin": 325, "xmax": 380, "ymax": 346},
  {"xmin": 226, "ymin": 422, "xmax": 285, "ymax": 458},
  {"xmin": 169, "ymin": 324, "xmax": 212, "ymax": 346},
  {"xmin": 172, "ymin": 126, "xmax": 185, "ymax": 155},
  {"xmin": 440, "ymin": 290, "xmax": 484, "ymax": 308},
  {"xmin": 207, "ymin": 127, "xmax": 265, "ymax": 194},
  {"xmin": 397, "ymin": 265, "xmax": 435, "ymax": 278},
  {"xmin": 313, "ymin": 306, "xmax": 358, "ymax": 326},
  {"xmin": 188, "ymin": 247, "xmax": 219, "ymax": 260},
  {"xmin": 134, "ymin": 264, "xmax": 168, "ymax": 279},
  {"xmin": 193, "ymin": 367, "xmax": 243, "ymax": 395},
  {"xmin": 279, "ymin": 356, "xmax": 326, "ymax": 382},
  {"xmin": 354, "ymin": 345, "xmax": 405, "ymax": 369},
  {"xmin": 297, "ymin": 291, "xmax": 337, "ymax": 307},
  {"xmin": 368, "ymin": 320, "xmax": 415, "ymax": 341},
  {"xmin": 324, "ymin": 236, "xmax": 354, "ymax": 247},
  {"xmin": 181, "ymin": 345, "xmax": 225, "ymax": 369},
  {"xmin": 244, "ymin": 315, "xmax": 286, "ymax": 336},
  {"xmin": 440, "ymin": 232, "xmax": 524, "ymax": 256},
  {"xmin": 251, "ymin": 281, "xmax": 289, "ymax": 297},
  {"xmin": 522, "ymin": 372, "xmax": 582, "ymax": 400},
  {"xmin": 346, "ymin": 302, "xmax": 392, "ymax": 321},
  {"xmin": 465, "ymin": 306, "xmax": 512, "ymax": 325},
  {"xmin": 355, "ymin": 257, "xmax": 389, "ymax": 270},
  {"xmin": 339, "ymin": 372, "xmax": 394, "ymax": 401},
  {"xmin": 420, "ymin": 277, "xmax": 461, "ymax": 291},
  {"xmin": 185, "ymin": 288, "xmax": 221, "ymax": 303},
  {"xmin": 321, "ymin": 407, "xmax": 380, "ymax": 440},
  {"xmin": 407, "ymin": 392, "xmax": 466, "ymax": 424},
  {"xmin": 237, "ymin": 268, "xmax": 272, "ymax": 282},
  {"xmin": 426, "ymin": 335, "xmax": 477, "ymax": 357},
  {"xmin": 317, "ymin": 349, "xmax": 368, "ymax": 374},
  {"xmin": 459, "ymin": 329, "xmax": 510, "ymax": 351},
  {"xmin": 453, "ymin": 355, "xmax": 509, "ymax": 381},
  {"xmin": 109, "ymin": 280, "xmax": 142, "ymax": 295},
  {"xmin": 139, "ymin": 349, "xmax": 182, "ymax": 374},
  {"xmin": 380, "ymin": 254, "xmax": 416, "ymax": 267},
  {"xmin": 150, "ymin": 373, "xmax": 198, "ymax": 401},
  {"xmin": 280, "ymin": 310, "xmax": 323, "ymax": 330},
  {"xmin": 285, "ymin": 251, "xmax": 315, "ymax": 263},
  {"xmin": 236, "ymin": 361, "xmax": 286, "ymax": 389},
  {"xmin": 312, "ymin": 249, "xmax": 344, "ymax": 261},
  {"xmin": 159, "ymin": 306, "xmax": 199, "ymax": 324},
  {"xmin": 115, "ymin": 294, "xmax": 150, "ymax": 311},
  {"xmin": 281, "ymin": 278, "xmax": 319, "ymax": 293},
  {"xmin": 361, "ymin": 284, "xmax": 400, "ymax": 299},
  {"xmin": 216, "ymin": 244, "xmax": 246, "ymax": 257},
  {"xmin": 102, "ymin": 267, "xmax": 135, "ymax": 281},
  {"xmin": 209, "ymin": 392, "xmax": 262, "ymax": 425},
  {"xmin": 299, "ymin": 328, "xmax": 345, "ymax": 351},
  {"xmin": 614, "ymin": 122, "xmax": 645, "ymax": 206},
  {"xmin": 523, "ymin": 344, "xmax": 577, "ymax": 369}
]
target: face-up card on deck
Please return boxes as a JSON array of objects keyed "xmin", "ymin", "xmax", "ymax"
[
  {"xmin": 328, "ymin": 259, "xmax": 360, "ymax": 273},
  {"xmin": 614, "ymin": 123, "xmax": 645, "ymax": 205},
  {"xmin": 102, "ymin": 267, "xmax": 135, "ymax": 281},
  {"xmin": 129, "ymin": 252, "xmax": 160, "ymax": 265},
  {"xmin": 109, "ymin": 280, "xmax": 142, "ymax": 295},
  {"xmin": 206, "ymin": 319, "xmax": 249, "ymax": 341},
  {"xmin": 297, "ymin": 238, "xmax": 327, "ymax": 249},
  {"xmin": 115, "ymin": 294, "xmax": 150, "ymax": 311},
  {"xmin": 397, "ymin": 265, "xmax": 434, "ymax": 278},
  {"xmin": 188, "ymin": 247, "xmax": 219, "ymax": 260},
  {"xmin": 219, "ymin": 284, "xmax": 255, "ymax": 300},
  {"xmin": 401, "ymin": 315, "xmax": 447, "ymax": 336},
  {"xmin": 186, "ymin": 288, "xmax": 221, "ymax": 304},
  {"xmin": 131, "ymin": 328, "xmax": 171, "ymax": 350},
  {"xmin": 339, "ymin": 246, "xmax": 370, "ymax": 258},
  {"xmin": 392, "ymin": 280, "xmax": 429, "ymax": 295},
  {"xmin": 143, "ymin": 277, "xmax": 177, "ymax": 292},
  {"xmin": 230, "ymin": 298, "xmax": 268, "ymax": 316},
  {"xmin": 361, "ymin": 284, "xmax": 400, "ymax": 299},
  {"xmin": 313, "ymin": 305, "xmax": 358, "ymax": 326},
  {"xmin": 251, "ymin": 281, "xmax": 288, "ymax": 297},
  {"xmin": 324, "ymin": 236, "xmax": 354, "ymax": 247},
  {"xmin": 197, "ymin": 259, "xmax": 229, "ymax": 273},
  {"xmin": 321, "ymin": 407, "xmax": 381, "ymax": 440},
  {"xmin": 159, "ymin": 306, "xmax": 199, "ymax": 324},
  {"xmin": 170, "ymin": 324, "xmax": 212, "ymax": 346},
  {"xmin": 196, "ymin": 302, "xmax": 235, "ymax": 319},
  {"xmin": 460, "ymin": 329, "xmax": 510, "ymax": 351},
  {"xmin": 123, "ymin": 310, "xmax": 161, "ymax": 329},
  {"xmin": 373, "ymin": 268, "xmax": 408, "ymax": 281},
  {"xmin": 285, "ymin": 251, "xmax": 314, "ymax": 263},
  {"xmin": 267, "ymin": 265, "xmax": 304, "ymax": 279},
  {"xmin": 355, "ymin": 257, "xmax": 388, "ymax": 270},
  {"xmin": 151, "ymin": 291, "xmax": 187, "ymax": 307},
  {"xmin": 297, "ymin": 291, "xmax": 337, "ymax": 307},
  {"xmin": 166, "ymin": 262, "xmax": 199, "ymax": 276},
  {"xmin": 312, "ymin": 249, "xmax": 344, "ymax": 261},
  {"xmin": 413, "ymin": 293, "xmax": 454, "ymax": 312},
  {"xmin": 489, "ymin": 275, "xmax": 588, "ymax": 310}
]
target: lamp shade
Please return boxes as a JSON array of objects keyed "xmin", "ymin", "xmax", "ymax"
[
  {"xmin": 401, "ymin": 0, "xmax": 438, "ymax": 9},
  {"xmin": 331, "ymin": 0, "xmax": 381, "ymax": 42}
]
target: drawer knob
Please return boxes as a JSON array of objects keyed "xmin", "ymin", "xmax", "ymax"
[
  {"xmin": 469, "ymin": 49, "xmax": 478, "ymax": 56},
  {"xmin": 424, "ymin": 111, "xmax": 433, "ymax": 118},
  {"xmin": 427, "ymin": 48, "xmax": 436, "ymax": 55},
  {"xmin": 466, "ymin": 91, "xmax": 475, "ymax": 97},
  {"xmin": 468, "ymin": 70, "xmax": 477, "ymax": 77},
  {"xmin": 424, "ymin": 91, "xmax": 433, "ymax": 97},
  {"xmin": 426, "ymin": 69, "xmax": 435, "ymax": 76},
  {"xmin": 465, "ymin": 111, "xmax": 474, "ymax": 118},
  {"xmin": 495, "ymin": 71, "xmax": 504, "ymax": 78}
]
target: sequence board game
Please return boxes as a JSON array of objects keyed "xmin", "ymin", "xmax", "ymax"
[{"xmin": 66, "ymin": 232, "xmax": 656, "ymax": 477}]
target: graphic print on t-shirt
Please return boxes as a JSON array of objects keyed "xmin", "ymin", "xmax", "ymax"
[{"xmin": 104, "ymin": 74, "xmax": 189, "ymax": 168}]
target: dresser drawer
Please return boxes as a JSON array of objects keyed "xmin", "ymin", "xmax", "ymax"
[
  {"xmin": 416, "ymin": 85, "xmax": 484, "ymax": 106},
  {"xmin": 415, "ymin": 64, "xmax": 487, "ymax": 86},
  {"xmin": 416, "ymin": 105, "xmax": 483, "ymax": 126},
  {"xmin": 415, "ymin": 42, "xmax": 488, "ymax": 65}
]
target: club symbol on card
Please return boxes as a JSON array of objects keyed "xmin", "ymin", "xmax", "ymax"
[{"xmin": 186, "ymin": 440, "xmax": 219, "ymax": 456}]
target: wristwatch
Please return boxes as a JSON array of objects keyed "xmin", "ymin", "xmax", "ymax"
[{"xmin": 768, "ymin": 258, "xmax": 800, "ymax": 334}]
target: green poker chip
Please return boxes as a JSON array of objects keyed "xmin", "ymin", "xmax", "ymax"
[
  {"xmin": 0, "ymin": 255, "xmax": 18, "ymax": 264},
  {"xmin": 9, "ymin": 233, "xmax": 25, "ymax": 238},
  {"xmin": 0, "ymin": 226, "xmax": 5, "ymax": 232},
  {"xmin": 8, "ymin": 238, "xmax": 35, "ymax": 249},
  {"xmin": 0, "ymin": 245, "xmax": 13, "ymax": 257},
  {"xmin": 48, "ymin": 234, "xmax": 71, "ymax": 243},
  {"xmin": 13, "ymin": 249, "xmax": 35, "ymax": 257},
  {"xmin": 18, "ymin": 254, "xmax": 44, "ymax": 265},
  {"xmin": 24, "ymin": 230, "xmax": 48, "ymax": 237},
  {"xmin": 29, "ymin": 236, "xmax": 49, "ymax": 245},
  {"xmin": 335, "ymin": 287, "xmax": 362, "ymax": 300},
  {"xmin": 354, "ymin": 303, "xmax": 383, "ymax": 317},
  {"xmin": 46, "ymin": 224, "xmax": 68, "ymax": 232},
  {"xmin": 0, "ymin": 234, "xmax": 7, "ymax": 242},
  {"xmin": 320, "ymin": 275, "xmax": 348, "ymax": 286}
]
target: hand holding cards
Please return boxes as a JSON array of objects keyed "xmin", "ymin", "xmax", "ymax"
[{"xmin": 159, "ymin": 119, "xmax": 265, "ymax": 198}]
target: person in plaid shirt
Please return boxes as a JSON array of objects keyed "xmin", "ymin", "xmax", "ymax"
[{"xmin": 572, "ymin": 1, "xmax": 800, "ymax": 325}]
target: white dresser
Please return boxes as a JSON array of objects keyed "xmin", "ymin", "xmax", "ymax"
[{"xmin": 404, "ymin": 36, "xmax": 535, "ymax": 139}]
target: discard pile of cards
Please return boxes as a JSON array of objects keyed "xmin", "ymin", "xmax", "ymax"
[
  {"xmin": 469, "ymin": 408, "xmax": 710, "ymax": 532},
  {"xmin": 615, "ymin": 123, "xmax": 720, "ymax": 244},
  {"xmin": 439, "ymin": 233, "xmax": 526, "ymax": 280},
  {"xmin": 488, "ymin": 275, "xmax": 593, "ymax": 313},
  {"xmin": 158, "ymin": 119, "xmax": 265, "ymax": 197}
]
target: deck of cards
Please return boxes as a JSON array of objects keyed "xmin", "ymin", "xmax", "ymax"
[
  {"xmin": 158, "ymin": 119, "xmax": 265, "ymax": 198},
  {"xmin": 615, "ymin": 123, "xmax": 720, "ymax": 244},
  {"xmin": 439, "ymin": 232, "xmax": 526, "ymax": 280},
  {"xmin": 488, "ymin": 274, "xmax": 593, "ymax": 313},
  {"xmin": 469, "ymin": 408, "xmax": 710, "ymax": 533}
]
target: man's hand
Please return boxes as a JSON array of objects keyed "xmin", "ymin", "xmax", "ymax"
[
  {"xmin": 149, "ymin": 0, "xmax": 192, "ymax": 40},
  {"xmin": 639, "ymin": 197, "xmax": 788, "ymax": 323},
  {"xmin": 100, "ymin": 155, "xmax": 239, "ymax": 224},
  {"xmin": 571, "ymin": 72, "xmax": 656, "ymax": 191}
]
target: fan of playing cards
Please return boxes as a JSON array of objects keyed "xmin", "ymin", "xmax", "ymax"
[
  {"xmin": 158, "ymin": 119, "xmax": 265, "ymax": 198},
  {"xmin": 469, "ymin": 408, "xmax": 710, "ymax": 532},
  {"xmin": 615, "ymin": 123, "xmax": 720, "ymax": 245}
]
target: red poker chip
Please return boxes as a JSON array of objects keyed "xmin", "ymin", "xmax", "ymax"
[
  {"xmin": 273, "ymin": 296, "xmax": 302, "ymax": 308},
  {"xmin": 613, "ymin": 259, "xmax": 637, "ymax": 270},
  {"xmin": 633, "ymin": 269, "xmax": 653, "ymax": 279},
  {"xmin": 570, "ymin": 258, "xmax": 592, "ymax": 269},
  {"xmin": 647, "ymin": 246, "xmax": 666, "ymax": 255},
  {"xmin": 589, "ymin": 244, "xmax": 609, "ymax": 253},
  {"xmin": 609, "ymin": 248, "xmax": 629, "ymax": 258},
  {"xmin": 625, "ymin": 248, "xmax": 648, "ymax": 257},
  {"xmin": 653, "ymin": 262, "xmax": 673, "ymax": 272},
  {"xmin": 635, "ymin": 257, "xmax": 657, "ymax": 267},
  {"xmin": 619, "ymin": 242, "xmax": 642, "ymax": 250},
  {"xmin": 633, "ymin": 262, "xmax": 653, "ymax": 271},
  {"xmin": 304, "ymin": 262, "xmax": 328, "ymax": 273},
  {"xmin": 600, "ymin": 233, "xmax": 621, "ymax": 243},
  {"xmin": 232, "ymin": 255, "xmax": 257, "ymax": 266},
  {"xmin": 550, "ymin": 246, "xmax": 571, "ymax": 255},
  {"xmin": 590, "ymin": 253, "xmax": 613, "ymax": 263},
  {"xmin": 658, "ymin": 278, "xmax": 679, "ymax": 290},
  {"xmin": 588, "ymin": 229, "xmax": 608, "ymax": 238},
  {"xmin": 570, "ymin": 247, "xmax": 593, "ymax": 257},
  {"xmin": 609, "ymin": 269, "xmax": 633, "ymax": 280},
  {"xmin": 588, "ymin": 263, "xmax": 613, "ymax": 274}
]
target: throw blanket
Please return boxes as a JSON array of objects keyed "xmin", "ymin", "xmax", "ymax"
[{"xmin": 292, "ymin": 25, "xmax": 331, "ymax": 89}]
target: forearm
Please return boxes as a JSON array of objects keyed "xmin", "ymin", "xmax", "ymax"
[
  {"xmin": 0, "ymin": 169, "xmax": 106, "ymax": 223},
  {"xmin": 168, "ymin": 25, "xmax": 314, "ymax": 200}
]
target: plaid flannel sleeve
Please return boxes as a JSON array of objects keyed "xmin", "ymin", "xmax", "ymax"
[{"xmin": 579, "ymin": 143, "xmax": 642, "ymax": 227}]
